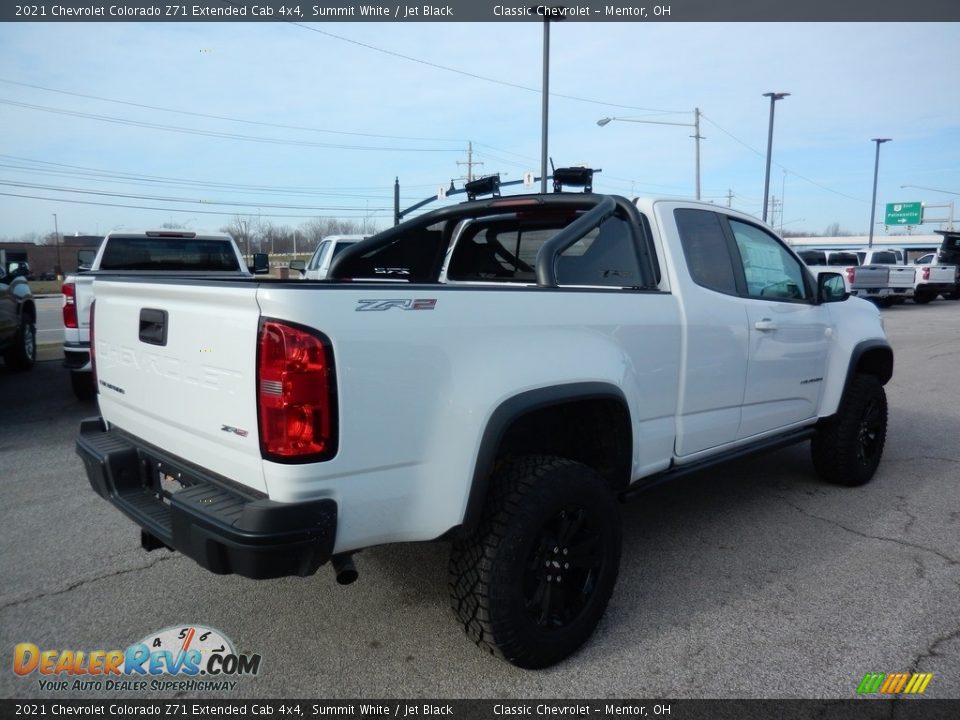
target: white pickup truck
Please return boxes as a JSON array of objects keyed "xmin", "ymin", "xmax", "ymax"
[
  {"xmin": 78, "ymin": 191, "xmax": 893, "ymax": 668},
  {"xmin": 289, "ymin": 234, "xmax": 371, "ymax": 280},
  {"xmin": 849, "ymin": 248, "xmax": 915, "ymax": 307},
  {"xmin": 912, "ymin": 254, "xmax": 957, "ymax": 303},
  {"xmin": 797, "ymin": 249, "xmax": 859, "ymax": 291},
  {"xmin": 62, "ymin": 230, "xmax": 265, "ymax": 400}
]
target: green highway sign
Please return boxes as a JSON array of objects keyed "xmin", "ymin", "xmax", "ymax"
[{"xmin": 885, "ymin": 202, "xmax": 922, "ymax": 225}]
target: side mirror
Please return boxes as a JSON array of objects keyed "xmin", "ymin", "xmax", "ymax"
[
  {"xmin": 77, "ymin": 250, "xmax": 96, "ymax": 271},
  {"xmin": 251, "ymin": 253, "xmax": 270, "ymax": 275},
  {"xmin": 289, "ymin": 259, "xmax": 306, "ymax": 274},
  {"xmin": 817, "ymin": 272, "xmax": 848, "ymax": 303}
]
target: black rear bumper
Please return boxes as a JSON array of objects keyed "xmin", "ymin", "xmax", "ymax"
[{"xmin": 77, "ymin": 418, "xmax": 337, "ymax": 579}]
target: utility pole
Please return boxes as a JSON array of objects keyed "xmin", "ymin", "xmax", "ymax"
[
  {"xmin": 457, "ymin": 141, "xmax": 483, "ymax": 183},
  {"xmin": 726, "ymin": 189, "xmax": 733, "ymax": 208},
  {"xmin": 52, "ymin": 212, "xmax": 61, "ymax": 277},
  {"xmin": 692, "ymin": 108, "xmax": 702, "ymax": 201}
]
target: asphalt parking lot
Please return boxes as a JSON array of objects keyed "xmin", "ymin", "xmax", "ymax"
[{"xmin": 1, "ymin": 300, "xmax": 958, "ymax": 700}]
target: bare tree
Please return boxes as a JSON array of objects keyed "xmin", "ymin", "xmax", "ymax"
[{"xmin": 220, "ymin": 215, "xmax": 257, "ymax": 257}]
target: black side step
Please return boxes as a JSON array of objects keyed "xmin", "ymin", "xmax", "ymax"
[{"xmin": 620, "ymin": 427, "xmax": 816, "ymax": 502}]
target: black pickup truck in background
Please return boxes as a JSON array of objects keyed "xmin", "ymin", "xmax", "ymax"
[{"xmin": 0, "ymin": 260, "xmax": 36, "ymax": 371}]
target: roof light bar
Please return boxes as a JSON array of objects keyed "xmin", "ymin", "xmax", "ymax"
[
  {"xmin": 552, "ymin": 167, "xmax": 600, "ymax": 193},
  {"xmin": 465, "ymin": 174, "xmax": 501, "ymax": 201}
]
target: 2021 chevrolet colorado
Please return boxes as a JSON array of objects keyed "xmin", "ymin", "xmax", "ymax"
[{"xmin": 77, "ymin": 189, "xmax": 893, "ymax": 668}]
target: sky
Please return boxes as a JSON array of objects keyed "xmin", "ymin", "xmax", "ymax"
[{"xmin": 1, "ymin": 19, "xmax": 958, "ymax": 240}]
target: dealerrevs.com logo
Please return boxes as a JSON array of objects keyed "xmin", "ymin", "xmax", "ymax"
[{"xmin": 13, "ymin": 625, "xmax": 261, "ymax": 693}]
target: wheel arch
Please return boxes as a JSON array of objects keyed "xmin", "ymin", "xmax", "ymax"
[
  {"xmin": 20, "ymin": 298, "xmax": 36, "ymax": 324},
  {"xmin": 847, "ymin": 339, "xmax": 893, "ymax": 388},
  {"xmin": 459, "ymin": 382, "xmax": 632, "ymax": 536}
]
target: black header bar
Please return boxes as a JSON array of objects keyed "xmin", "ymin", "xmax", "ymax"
[{"xmin": 3, "ymin": 0, "xmax": 960, "ymax": 22}]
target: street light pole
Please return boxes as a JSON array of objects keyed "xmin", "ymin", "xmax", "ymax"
[
  {"xmin": 762, "ymin": 92, "xmax": 789, "ymax": 223},
  {"xmin": 52, "ymin": 212, "xmax": 61, "ymax": 277},
  {"xmin": 868, "ymin": 138, "xmax": 892, "ymax": 248},
  {"xmin": 597, "ymin": 110, "xmax": 704, "ymax": 200},
  {"xmin": 540, "ymin": 17, "xmax": 550, "ymax": 194}
]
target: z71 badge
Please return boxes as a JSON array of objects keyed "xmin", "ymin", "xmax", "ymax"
[{"xmin": 356, "ymin": 299, "xmax": 437, "ymax": 312}]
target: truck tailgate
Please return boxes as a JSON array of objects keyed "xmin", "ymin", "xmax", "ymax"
[
  {"xmin": 93, "ymin": 278, "xmax": 266, "ymax": 493},
  {"xmin": 885, "ymin": 266, "xmax": 915, "ymax": 289},
  {"xmin": 851, "ymin": 266, "xmax": 889, "ymax": 289},
  {"xmin": 921, "ymin": 265, "xmax": 957, "ymax": 284}
]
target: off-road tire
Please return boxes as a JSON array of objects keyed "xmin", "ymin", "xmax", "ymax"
[
  {"xmin": 449, "ymin": 455, "xmax": 622, "ymax": 669},
  {"xmin": 71, "ymin": 371, "xmax": 96, "ymax": 401},
  {"xmin": 913, "ymin": 292, "xmax": 933, "ymax": 304},
  {"xmin": 811, "ymin": 374, "xmax": 887, "ymax": 486},
  {"xmin": 4, "ymin": 315, "xmax": 35, "ymax": 371}
]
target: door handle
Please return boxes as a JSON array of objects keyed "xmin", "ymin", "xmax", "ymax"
[{"xmin": 754, "ymin": 318, "xmax": 778, "ymax": 332}]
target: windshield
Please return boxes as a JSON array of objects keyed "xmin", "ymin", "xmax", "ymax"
[{"xmin": 99, "ymin": 237, "xmax": 240, "ymax": 271}]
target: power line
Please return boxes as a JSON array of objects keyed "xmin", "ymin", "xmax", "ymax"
[
  {"xmin": 290, "ymin": 23, "xmax": 685, "ymax": 114},
  {"xmin": 699, "ymin": 113, "xmax": 869, "ymax": 204},
  {"xmin": 0, "ymin": 98, "xmax": 462, "ymax": 152},
  {"xmin": 0, "ymin": 78, "xmax": 465, "ymax": 144},
  {"xmin": 0, "ymin": 152, "xmax": 441, "ymax": 193},
  {"xmin": 0, "ymin": 191, "xmax": 391, "ymax": 218},
  {"xmin": 0, "ymin": 161, "xmax": 427, "ymax": 201},
  {"xmin": 0, "ymin": 180, "xmax": 388, "ymax": 212}
]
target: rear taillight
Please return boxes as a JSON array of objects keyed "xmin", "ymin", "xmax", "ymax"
[
  {"xmin": 846, "ymin": 267, "xmax": 856, "ymax": 283},
  {"xmin": 62, "ymin": 282, "xmax": 77, "ymax": 328},
  {"xmin": 89, "ymin": 300, "xmax": 97, "ymax": 394},
  {"xmin": 922, "ymin": 267, "xmax": 930, "ymax": 281},
  {"xmin": 257, "ymin": 319, "xmax": 337, "ymax": 462}
]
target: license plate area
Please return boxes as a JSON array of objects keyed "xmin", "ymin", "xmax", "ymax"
[{"xmin": 147, "ymin": 456, "xmax": 196, "ymax": 503}]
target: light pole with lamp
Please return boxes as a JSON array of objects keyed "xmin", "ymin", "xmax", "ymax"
[
  {"xmin": 761, "ymin": 92, "xmax": 789, "ymax": 223},
  {"xmin": 597, "ymin": 109, "xmax": 703, "ymax": 200},
  {"xmin": 868, "ymin": 138, "xmax": 891, "ymax": 248}
]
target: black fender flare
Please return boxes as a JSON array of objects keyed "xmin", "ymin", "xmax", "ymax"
[
  {"xmin": 459, "ymin": 382, "xmax": 631, "ymax": 535},
  {"xmin": 844, "ymin": 339, "xmax": 894, "ymax": 391}
]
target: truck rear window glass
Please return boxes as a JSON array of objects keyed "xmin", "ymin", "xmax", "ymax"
[
  {"xmin": 868, "ymin": 251, "xmax": 898, "ymax": 265},
  {"xmin": 99, "ymin": 238, "xmax": 240, "ymax": 271},
  {"xmin": 827, "ymin": 252, "xmax": 859, "ymax": 266},
  {"xmin": 799, "ymin": 250, "xmax": 827, "ymax": 266},
  {"xmin": 674, "ymin": 209, "xmax": 738, "ymax": 295},
  {"xmin": 446, "ymin": 214, "xmax": 643, "ymax": 287}
]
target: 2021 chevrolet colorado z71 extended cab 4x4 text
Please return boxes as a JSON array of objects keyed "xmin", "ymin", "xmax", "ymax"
[{"xmin": 78, "ymin": 189, "xmax": 892, "ymax": 668}]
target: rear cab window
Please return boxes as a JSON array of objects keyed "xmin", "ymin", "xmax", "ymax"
[
  {"xmin": 335, "ymin": 198, "xmax": 659, "ymax": 290},
  {"xmin": 100, "ymin": 237, "xmax": 240, "ymax": 271}
]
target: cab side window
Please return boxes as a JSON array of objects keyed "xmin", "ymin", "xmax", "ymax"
[
  {"xmin": 308, "ymin": 241, "xmax": 329, "ymax": 271},
  {"xmin": 674, "ymin": 208, "xmax": 738, "ymax": 295},
  {"xmin": 728, "ymin": 220, "xmax": 807, "ymax": 301}
]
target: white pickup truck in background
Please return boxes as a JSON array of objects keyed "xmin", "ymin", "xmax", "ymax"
[
  {"xmin": 912, "ymin": 253, "xmax": 958, "ymax": 303},
  {"xmin": 62, "ymin": 229, "xmax": 265, "ymax": 400},
  {"xmin": 289, "ymin": 234, "xmax": 371, "ymax": 280},
  {"xmin": 78, "ymin": 187, "xmax": 893, "ymax": 668},
  {"xmin": 797, "ymin": 249, "xmax": 859, "ymax": 291},
  {"xmin": 854, "ymin": 248, "xmax": 916, "ymax": 307}
]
